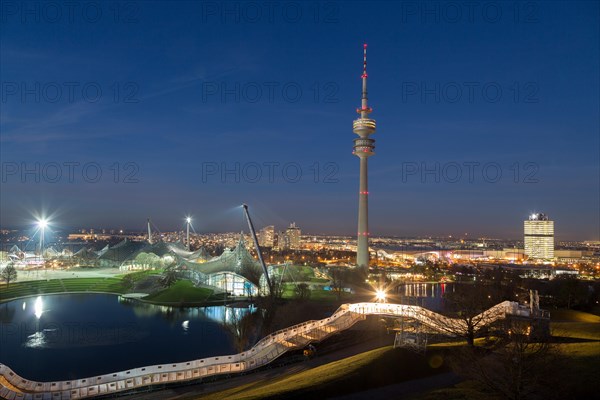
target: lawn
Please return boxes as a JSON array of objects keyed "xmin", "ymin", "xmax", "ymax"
[
  {"xmin": 0, "ymin": 277, "xmax": 128, "ymax": 301},
  {"xmin": 116, "ymin": 269, "xmax": 163, "ymax": 280},
  {"xmin": 278, "ymin": 265, "xmax": 319, "ymax": 282},
  {"xmin": 143, "ymin": 280, "xmax": 214, "ymax": 303},
  {"xmin": 414, "ymin": 308, "xmax": 600, "ymax": 400},
  {"xmin": 0, "ymin": 274, "xmax": 221, "ymax": 305},
  {"xmin": 550, "ymin": 308, "xmax": 600, "ymax": 323},
  {"xmin": 280, "ymin": 283, "xmax": 351, "ymax": 302},
  {"xmin": 192, "ymin": 346, "xmax": 448, "ymax": 400},
  {"xmin": 192, "ymin": 309, "xmax": 600, "ymax": 400}
]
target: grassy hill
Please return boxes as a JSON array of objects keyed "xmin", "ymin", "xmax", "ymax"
[
  {"xmin": 191, "ymin": 346, "xmax": 448, "ymax": 400},
  {"xmin": 189, "ymin": 309, "xmax": 600, "ymax": 400}
]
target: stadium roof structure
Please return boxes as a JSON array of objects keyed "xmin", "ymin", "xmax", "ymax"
[
  {"xmin": 128, "ymin": 241, "xmax": 211, "ymax": 263},
  {"xmin": 73, "ymin": 247, "xmax": 96, "ymax": 259},
  {"xmin": 168, "ymin": 242, "xmax": 211, "ymax": 261},
  {"xmin": 97, "ymin": 238, "xmax": 146, "ymax": 263},
  {"xmin": 42, "ymin": 247, "xmax": 60, "ymax": 258},
  {"xmin": 184, "ymin": 233, "xmax": 263, "ymax": 286}
]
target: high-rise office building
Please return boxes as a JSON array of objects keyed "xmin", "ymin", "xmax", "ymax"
[
  {"xmin": 274, "ymin": 230, "xmax": 287, "ymax": 251},
  {"xmin": 524, "ymin": 213, "xmax": 554, "ymax": 261},
  {"xmin": 258, "ymin": 225, "xmax": 275, "ymax": 248},
  {"xmin": 286, "ymin": 222, "xmax": 301, "ymax": 250}
]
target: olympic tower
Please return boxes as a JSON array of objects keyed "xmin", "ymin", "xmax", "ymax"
[{"xmin": 353, "ymin": 44, "xmax": 376, "ymax": 269}]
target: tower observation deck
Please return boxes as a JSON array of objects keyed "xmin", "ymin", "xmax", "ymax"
[{"xmin": 353, "ymin": 43, "xmax": 376, "ymax": 269}]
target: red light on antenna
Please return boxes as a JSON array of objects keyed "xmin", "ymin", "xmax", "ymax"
[{"xmin": 363, "ymin": 43, "xmax": 367, "ymax": 48}]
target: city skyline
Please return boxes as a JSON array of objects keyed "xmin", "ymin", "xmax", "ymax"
[
  {"xmin": 1, "ymin": 2, "xmax": 598, "ymax": 241},
  {"xmin": 0, "ymin": 210, "xmax": 592, "ymax": 244}
]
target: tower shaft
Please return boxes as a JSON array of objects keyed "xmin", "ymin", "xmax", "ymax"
[
  {"xmin": 357, "ymin": 157, "xmax": 369, "ymax": 268},
  {"xmin": 353, "ymin": 43, "xmax": 376, "ymax": 270}
]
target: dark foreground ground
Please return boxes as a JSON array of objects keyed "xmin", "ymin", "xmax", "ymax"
[
  {"xmin": 117, "ymin": 309, "xmax": 600, "ymax": 400},
  {"xmin": 120, "ymin": 317, "xmax": 453, "ymax": 400}
]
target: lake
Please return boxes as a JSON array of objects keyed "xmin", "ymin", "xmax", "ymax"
[
  {"xmin": 395, "ymin": 282, "xmax": 456, "ymax": 311},
  {"xmin": 0, "ymin": 294, "xmax": 252, "ymax": 381}
]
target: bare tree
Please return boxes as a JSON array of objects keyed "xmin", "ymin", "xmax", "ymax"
[
  {"xmin": 0, "ymin": 265, "xmax": 17, "ymax": 288},
  {"xmin": 435, "ymin": 284, "xmax": 500, "ymax": 346},
  {"xmin": 294, "ymin": 283, "xmax": 310, "ymax": 301},
  {"xmin": 159, "ymin": 267, "xmax": 178, "ymax": 288},
  {"xmin": 329, "ymin": 268, "xmax": 346, "ymax": 301},
  {"xmin": 258, "ymin": 277, "xmax": 285, "ymax": 335},
  {"xmin": 268, "ymin": 276, "xmax": 284, "ymax": 300},
  {"xmin": 225, "ymin": 310, "xmax": 261, "ymax": 352},
  {"xmin": 241, "ymin": 263, "xmax": 262, "ymax": 287},
  {"xmin": 450, "ymin": 322, "xmax": 559, "ymax": 400}
]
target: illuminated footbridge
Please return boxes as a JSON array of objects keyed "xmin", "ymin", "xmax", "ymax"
[{"xmin": 0, "ymin": 301, "xmax": 539, "ymax": 400}]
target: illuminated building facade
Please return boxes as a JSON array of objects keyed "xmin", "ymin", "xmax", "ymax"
[
  {"xmin": 524, "ymin": 213, "xmax": 555, "ymax": 261},
  {"xmin": 258, "ymin": 225, "xmax": 275, "ymax": 247},
  {"xmin": 286, "ymin": 222, "xmax": 301, "ymax": 250}
]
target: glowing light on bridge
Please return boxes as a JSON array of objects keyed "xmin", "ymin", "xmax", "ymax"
[{"xmin": 375, "ymin": 289, "xmax": 387, "ymax": 303}]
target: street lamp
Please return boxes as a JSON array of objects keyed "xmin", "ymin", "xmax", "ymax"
[
  {"xmin": 37, "ymin": 218, "xmax": 48, "ymax": 258},
  {"xmin": 185, "ymin": 216, "xmax": 192, "ymax": 251}
]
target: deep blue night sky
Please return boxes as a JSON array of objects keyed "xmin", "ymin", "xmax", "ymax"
[{"xmin": 1, "ymin": 1, "xmax": 598, "ymax": 240}]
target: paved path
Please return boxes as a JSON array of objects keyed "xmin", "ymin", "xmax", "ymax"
[
  {"xmin": 121, "ymin": 293, "xmax": 149, "ymax": 299},
  {"xmin": 14, "ymin": 268, "xmax": 122, "ymax": 283}
]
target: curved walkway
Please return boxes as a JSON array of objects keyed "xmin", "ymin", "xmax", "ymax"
[{"xmin": 0, "ymin": 301, "xmax": 532, "ymax": 400}]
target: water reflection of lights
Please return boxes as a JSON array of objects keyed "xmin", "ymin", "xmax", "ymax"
[
  {"xmin": 25, "ymin": 332, "xmax": 46, "ymax": 348},
  {"xmin": 401, "ymin": 283, "xmax": 455, "ymax": 298},
  {"xmin": 122, "ymin": 297, "xmax": 259, "ymax": 328},
  {"xmin": 34, "ymin": 296, "xmax": 44, "ymax": 319},
  {"xmin": 22, "ymin": 302, "xmax": 26, "ymax": 310},
  {"xmin": 202, "ymin": 306, "xmax": 255, "ymax": 325}
]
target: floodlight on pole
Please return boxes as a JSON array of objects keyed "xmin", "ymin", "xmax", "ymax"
[
  {"xmin": 37, "ymin": 218, "xmax": 48, "ymax": 258},
  {"xmin": 185, "ymin": 216, "xmax": 192, "ymax": 250}
]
